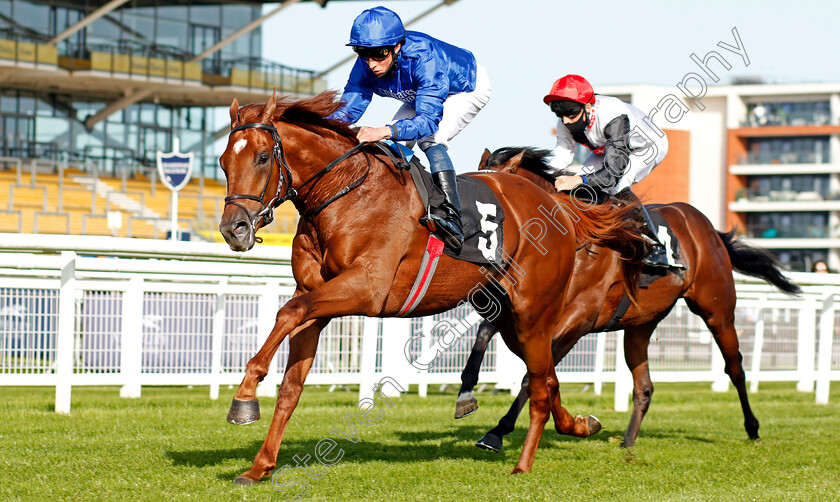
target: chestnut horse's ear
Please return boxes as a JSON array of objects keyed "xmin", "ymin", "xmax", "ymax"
[
  {"xmin": 229, "ymin": 98, "xmax": 240, "ymax": 129},
  {"xmin": 505, "ymin": 150, "xmax": 525, "ymax": 172},
  {"xmin": 502, "ymin": 151, "xmax": 525, "ymax": 173},
  {"xmin": 260, "ymin": 90, "xmax": 277, "ymax": 124},
  {"xmin": 478, "ymin": 148, "xmax": 491, "ymax": 169}
]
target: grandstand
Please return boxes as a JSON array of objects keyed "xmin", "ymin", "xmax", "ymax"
[
  {"xmin": 0, "ymin": 1, "xmax": 337, "ymax": 243},
  {"xmin": 0, "ymin": 156, "xmax": 299, "ymax": 241}
]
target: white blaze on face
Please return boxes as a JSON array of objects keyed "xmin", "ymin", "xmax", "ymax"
[{"xmin": 233, "ymin": 138, "xmax": 248, "ymax": 154}]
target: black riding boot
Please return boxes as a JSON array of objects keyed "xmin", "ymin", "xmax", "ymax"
[
  {"xmin": 430, "ymin": 170, "xmax": 464, "ymax": 254},
  {"xmin": 638, "ymin": 203, "xmax": 670, "ymax": 268},
  {"xmin": 615, "ymin": 188, "xmax": 669, "ymax": 268}
]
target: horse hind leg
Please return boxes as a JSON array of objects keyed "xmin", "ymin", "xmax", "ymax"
[
  {"xmin": 550, "ymin": 382, "xmax": 602, "ymax": 438},
  {"xmin": 455, "ymin": 319, "xmax": 497, "ymax": 419},
  {"xmin": 621, "ymin": 324, "xmax": 656, "ymax": 447},
  {"xmin": 685, "ymin": 296, "xmax": 759, "ymax": 440}
]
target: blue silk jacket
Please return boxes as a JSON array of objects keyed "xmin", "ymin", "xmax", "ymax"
[{"xmin": 332, "ymin": 31, "xmax": 477, "ymax": 141}]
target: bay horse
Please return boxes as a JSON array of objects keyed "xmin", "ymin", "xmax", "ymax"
[
  {"xmin": 217, "ymin": 92, "xmax": 648, "ymax": 482},
  {"xmin": 454, "ymin": 146, "xmax": 801, "ymax": 452}
]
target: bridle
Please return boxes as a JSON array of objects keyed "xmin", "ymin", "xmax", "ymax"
[{"xmin": 224, "ymin": 121, "xmax": 370, "ymax": 238}]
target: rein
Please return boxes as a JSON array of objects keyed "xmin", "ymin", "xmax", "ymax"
[{"xmin": 224, "ymin": 122, "xmax": 371, "ymax": 237}]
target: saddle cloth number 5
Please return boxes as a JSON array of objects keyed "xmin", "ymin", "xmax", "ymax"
[{"xmin": 476, "ymin": 201, "xmax": 500, "ymax": 263}]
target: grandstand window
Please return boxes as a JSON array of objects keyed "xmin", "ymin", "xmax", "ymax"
[
  {"xmin": 161, "ymin": 4, "xmax": 188, "ymax": 22},
  {"xmin": 120, "ymin": 8, "xmax": 155, "ymax": 47},
  {"xmin": 36, "ymin": 117, "xmax": 68, "ymax": 152},
  {"xmin": 159, "ymin": 107, "xmax": 173, "ymax": 130},
  {"xmin": 18, "ymin": 91, "xmax": 35, "ymax": 116},
  {"xmin": 157, "ymin": 18, "xmax": 188, "ymax": 51},
  {"xmin": 139, "ymin": 103, "xmax": 156, "ymax": 126},
  {"xmin": 1, "ymin": 89, "xmax": 16, "ymax": 113},
  {"xmin": 191, "ymin": 3, "xmax": 221, "ymax": 27},
  {"xmin": 12, "ymin": 1, "xmax": 50, "ymax": 38},
  {"xmin": 0, "ymin": 2, "xmax": 10, "ymax": 27}
]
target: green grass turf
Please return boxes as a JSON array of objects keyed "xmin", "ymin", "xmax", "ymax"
[{"xmin": 1, "ymin": 382, "xmax": 838, "ymax": 501}]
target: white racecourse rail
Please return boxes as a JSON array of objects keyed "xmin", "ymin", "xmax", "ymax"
[{"xmin": 0, "ymin": 233, "xmax": 837, "ymax": 414}]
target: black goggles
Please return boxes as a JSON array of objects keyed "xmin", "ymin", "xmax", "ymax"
[
  {"xmin": 549, "ymin": 100, "xmax": 585, "ymax": 118},
  {"xmin": 352, "ymin": 46, "xmax": 393, "ymax": 62}
]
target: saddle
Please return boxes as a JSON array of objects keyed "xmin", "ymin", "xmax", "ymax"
[{"xmin": 374, "ymin": 141, "xmax": 506, "ymax": 267}]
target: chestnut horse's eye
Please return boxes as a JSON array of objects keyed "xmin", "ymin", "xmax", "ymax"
[{"xmin": 258, "ymin": 153, "xmax": 270, "ymax": 165}]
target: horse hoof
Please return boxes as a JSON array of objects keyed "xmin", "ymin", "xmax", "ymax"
[
  {"xmin": 227, "ymin": 398, "xmax": 260, "ymax": 425},
  {"xmin": 588, "ymin": 415, "xmax": 602, "ymax": 436},
  {"xmin": 475, "ymin": 432, "xmax": 502, "ymax": 452},
  {"xmin": 234, "ymin": 476, "xmax": 256, "ymax": 485},
  {"xmin": 454, "ymin": 396, "xmax": 478, "ymax": 419}
]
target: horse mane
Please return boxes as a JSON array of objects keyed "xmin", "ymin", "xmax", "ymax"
[
  {"xmin": 556, "ymin": 194, "xmax": 647, "ymax": 302},
  {"xmin": 486, "ymin": 146, "xmax": 646, "ymax": 302},
  {"xmin": 486, "ymin": 146, "xmax": 575, "ymax": 180},
  {"xmin": 236, "ymin": 90, "xmax": 358, "ymax": 142}
]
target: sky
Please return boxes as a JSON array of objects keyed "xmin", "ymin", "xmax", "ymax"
[{"xmin": 259, "ymin": 0, "xmax": 840, "ymax": 172}]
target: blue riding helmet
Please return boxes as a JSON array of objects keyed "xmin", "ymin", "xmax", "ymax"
[{"xmin": 347, "ymin": 6, "xmax": 405, "ymax": 47}]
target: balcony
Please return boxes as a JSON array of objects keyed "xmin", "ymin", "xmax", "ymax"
[
  {"xmin": 742, "ymin": 101, "xmax": 833, "ymax": 128},
  {"xmin": 201, "ymin": 58, "xmax": 327, "ymax": 96},
  {"xmin": 59, "ymin": 42, "xmax": 202, "ymax": 85},
  {"xmin": 745, "ymin": 223, "xmax": 831, "ymax": 240},
  {"xmin": 0, "ymin": 29, "xmax": 58, "ymax": 69}
]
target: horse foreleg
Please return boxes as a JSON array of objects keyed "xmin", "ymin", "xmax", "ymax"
[
  {"xmin": 511, "ymin": 342, "xmax": 556, "ymax": 474},
  {"xmin": 235, "ymin": 319, "xmax": 326, "ymax": 484},
  {"xmin": 455, "ymin": 319, "xmax": 497, "ymax": 419},
  {"xmin": 621, "ymin": 325, "xmax": 655, "ymax": 447},
  {"xmin": 229, "ymin": 266, "xmax": 382, "ymax": 423},
  {"xmin": 475, "ymin": 373, "xmax": 529, "ymax": 452},
  {"xmin": 227, "ymin": 312, "xmax": 314, "ymax": 425}
]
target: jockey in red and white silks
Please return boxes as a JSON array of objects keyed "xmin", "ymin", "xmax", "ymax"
[
  {"xmin": 545, "ymin": 75, "xmax": 668, "ymax": 196},
  {"xmin": 544, "ymin": 74, "xmax": 671, "ymax": 267}
]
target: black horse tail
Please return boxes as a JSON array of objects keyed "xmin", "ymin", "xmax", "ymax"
[{"xmin": 718, "ymin": 229, "xmax": 801, "ymax": 296}]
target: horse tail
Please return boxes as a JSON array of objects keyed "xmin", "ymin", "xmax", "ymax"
[
  {"xmin": 561, "ymin": 197, "xmax": 648, "ymax": 302},
  {"xmin": 717, "ymin": 229, "xmax": 801, "ymax": 296}
]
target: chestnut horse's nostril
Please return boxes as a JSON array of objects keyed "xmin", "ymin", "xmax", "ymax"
[{"xmin": 233, "ymin": 220, "xmax": 250, "ymax": 238}]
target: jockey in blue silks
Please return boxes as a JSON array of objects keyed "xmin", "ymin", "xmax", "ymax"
[{"xmin": 330, "ymin": 6, "xmax": 492, "ymax": 254}]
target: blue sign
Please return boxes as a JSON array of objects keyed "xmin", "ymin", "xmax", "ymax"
[{"xmin": 156, "ymin": 139, "xmax": 193, "ymax": 192}]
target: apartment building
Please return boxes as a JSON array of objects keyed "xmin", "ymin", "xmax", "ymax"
[{"xmin": 598, "ymin": 81, "xmax": 840, "ymax": 272}]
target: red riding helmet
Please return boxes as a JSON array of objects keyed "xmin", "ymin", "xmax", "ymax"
[{"xmin": 543, "ymin": 74, "xmax": 595, "ymax": 105}]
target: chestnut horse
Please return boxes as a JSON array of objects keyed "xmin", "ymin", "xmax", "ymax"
[
  {"xmin": 217, "ymin": 92, "xmax": 648, "ymax": 482},
  {"xmin": 454, "ymin": 147, "xmax": 801, "ymax": 452}
]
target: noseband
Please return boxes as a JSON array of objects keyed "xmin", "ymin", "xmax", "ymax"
[
  {"xmin": 224, "ymin": 122, "xmax": 293, "ymax": 233},
  {"xmin": 224, "ymin": 122, "xmax": 370, "ymax": 238}
]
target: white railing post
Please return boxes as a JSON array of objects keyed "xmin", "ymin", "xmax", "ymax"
[
  {"xmin": 417, "ymin": 316, "xmax": 434, "ymax": 398},
  {"xmin": 380, "ymin": 317, "xmax": 413, "ymax": 397},
  {"xmin": 495, "ymin": 334, "xmax": 526, "ymax": 397},
  {"xmin": 749, "ymin": 305, "xmax": 765, "ymax": 393},
  {"xmin": 358, "ymin": 317, "xmax": 380, "ymax": 402},
  {"xmin": 613, "ymin": 331, "xmax": 632, "ymax": 412},
  {"xmin": 815, "ymin": 289, "xmax": 835, "ymax": 405},
  {"xmin": 256, "ymin": 281, "xmax": 280, "ymax": 398},
  {"xmin": 796, "ymin": 297, "xmax": 817, "ymax": 392},
  {"xmin": 593, "ymin": 331, "xmax": 606, "ymax": 396},
  {"xmin": 55, "ymin": 251, "xmax": 76, "ymax": 414},
  {"xmin": 710, "ymin": 344, "xmax": 729, "ymax": 391},
  {"xmin": 209, "ymin": 278, "xmax": 228, "ymax": 400},
  {"xmin": 120, "ymin": 276, "xmax": 143, "ymax": 398}
]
